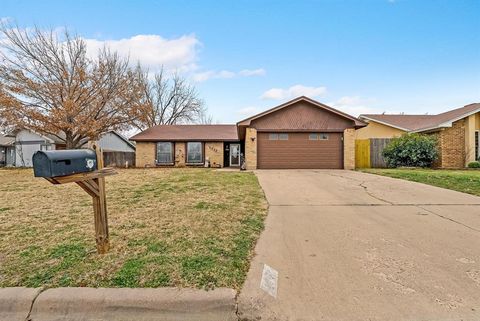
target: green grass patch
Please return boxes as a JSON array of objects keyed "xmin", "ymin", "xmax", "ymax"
[
  {"xmin": 360, "ymin": 168, "xmax": 480, "ymax": 196},
  {"xmin": 112, "ymin": 258, "xmax": 146, "ymax": 287},
  {"xmin": 0, "ymin": 168, "xmax": 268, "ymax": 289}
]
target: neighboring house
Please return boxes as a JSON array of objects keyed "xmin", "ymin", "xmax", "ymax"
[
  {"xmin": 0, "ymin": 136, "xmax": 15, "ymax": 167},
  {"xmin": 0, "ymin": 129, "xmax": 135, "ymax": 167},
  {"xmin": 131, "ymin": 96, "xmax": 367, "ymax": 169},
  {"xmin": 356, "ymin": 103, "xmax": 480, "ymax": 168},
  {"xmin": 96, "ymin": 131, "xmax": 136, "ymax": 153},
  {"xmin": 5, "ymin": 129, "xmax": 58, "ymax": 167}
]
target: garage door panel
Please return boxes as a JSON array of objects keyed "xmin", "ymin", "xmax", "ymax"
[{"xmin": 257, "ymin": 132, "xmax": 343, "ymax": 169}]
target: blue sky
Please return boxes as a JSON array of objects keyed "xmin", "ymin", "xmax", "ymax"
[{"xmin": 2, "ymin": 0, "xmax": 479, "ymax": 123}]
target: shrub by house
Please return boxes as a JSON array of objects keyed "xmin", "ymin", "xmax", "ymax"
[{"xmin": 383, "ymin": 133, "xmax": 438, "ymax": 168}]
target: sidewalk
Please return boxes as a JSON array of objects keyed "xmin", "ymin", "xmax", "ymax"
[{"xmin": 0, "ymin": 287, "xmax": 237, "ymax": 321}]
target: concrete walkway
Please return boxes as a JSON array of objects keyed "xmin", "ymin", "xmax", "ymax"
[
  {"xmin": 237, "ymin": 170, "xmax": 480, "ymax": 321},
  {"xmin": 0, "ymin": 287, "xmax": 236, "ymax": 321}
]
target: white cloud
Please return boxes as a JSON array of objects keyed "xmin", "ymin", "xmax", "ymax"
[
  {"xmin": 328, "ymin": 96, "xmax": 378, "ymax": 117},
  {"xmin": 84, "ymin": 34, "xmax": 200, "ymax": 73},
  {"xmin": 239, "ymin": 68, "xmax": 266, "ymax": 77},
  {"xmin": 193, "ymin": 68, "xmax": 266, "ymax": 82},
  {"xmin": 237, "ymin": 106, "xmax": 262, "ymax": 116},
  {"xmin": 261, "ymin": 84, "xmax": 327, "ymax": 100},
  {"xmin": 192, "ymin": 70, "xmax": 235, "ymax": 82},
  {"xmin": 2, "ymin": 24, "xmax": 264, "ymax": 83}
]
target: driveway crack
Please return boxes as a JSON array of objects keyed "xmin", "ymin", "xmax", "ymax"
[
  {"xmin": 323, "ymin": 172, "xmax": 393, "ymax": 205},
  {"xmin": 417, "ymin": 205, "xmax": 480, "ymax": 233},
  {"xmin": 359, "ymin": 181, "xmax": 394, "ymax": 205}
]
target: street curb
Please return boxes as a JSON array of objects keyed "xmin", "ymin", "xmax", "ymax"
[
  {"xmin": 28, "ymin": 287, "xmax": 237, "ymax": 321},
  {"xmin": 0, "ymin": 287, "xmax": 42, "ymax": 321}
]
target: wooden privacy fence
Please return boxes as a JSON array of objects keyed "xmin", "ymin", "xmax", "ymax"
[
  {"xmin": 103, "ymin": 151, "xmax": 135, "ymax": 168},
  {"xmin": 355, "ymin": 138, "xmax": 392, "ymax": 168}
]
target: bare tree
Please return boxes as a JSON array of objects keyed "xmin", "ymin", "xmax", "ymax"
[
  {"xmin": 0, "ymin": 24, "xmax": 144, "ymax": 148},
  {"xmin": 198, "ymin": 113, "xmax": 213, "ymax": 124},
  {"xmin": 0, "ymin": 116, "xmax": 11, "ymax": 135},
  {"xmin": 131, "ymin": 68, "xmax": 208, "ymax": 130}
]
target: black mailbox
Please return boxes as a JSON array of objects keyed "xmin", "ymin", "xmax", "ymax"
[{"xmin": 32, "ymin": 149, "xmax": 97, "ymax": 178}]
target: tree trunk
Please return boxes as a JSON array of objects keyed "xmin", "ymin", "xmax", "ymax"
[{"xmin": 65, "ymin": 132, "xmax": 74, "ymax": 149}]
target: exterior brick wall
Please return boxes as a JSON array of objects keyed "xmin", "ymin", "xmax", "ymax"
[
  {"xmin": 465, "ymin": 114, "xmax": 476, "ymax": 164},
  {"xmin": 205, "ymin": 142, "xmax": 224, "ymax": 167},
  {"xmin": 437, "ymin": 119, "xmax": 466, "ymax": 168},
  {"xmin": 428, "ymin": 132, "xmax": 443, "ymax": 168},
  {"xmin": 245, "ymin": 127, "xmax": 257, "ymax": 170},
  {"xmin": 175, "ymin": 142, "xmax": 185, "ymax": 167},
  {"xmin": 135, "ymin": 142, "xmax": 156, "ymax": 167},
  {"xmin": 343, "ymin": 128, "xmax": 356, "ymax": 170}
]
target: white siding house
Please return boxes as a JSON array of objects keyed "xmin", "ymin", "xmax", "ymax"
[
  {"xmin": 1, "ymin": 129, "xmax": 135, "ymax": 167},
  {"xmin": 97, "ymin": 131, "xmax": 136, "ymax": 152},
  {"xmin": 0, "ymin": 136, "xmax": 15, "ymax": 167},
  {"xmin": 12, "ymin": 129, "xmax": 56, "ymax": 167}
]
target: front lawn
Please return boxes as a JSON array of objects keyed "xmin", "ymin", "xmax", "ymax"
[
  {"xmin": 0, "ymin": 168, "xmax": 267, "ymax": 289},
  {"xmin": 359, "ymin": 168, "xmax": 480, "ymax": 196}
]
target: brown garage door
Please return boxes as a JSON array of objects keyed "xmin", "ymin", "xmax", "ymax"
[{"xmin": 257, "ymin": 132, "xmax": 343, "ymax": 169}]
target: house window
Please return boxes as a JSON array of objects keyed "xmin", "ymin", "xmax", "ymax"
[
  {"xmin": 187, "ymin": 142, "xmax": 203, "ymax": 163},
  {"xmin": 269, "ymin": 133, "xmax": 288, "ymax": 140},
  {"xmin": 309, "ymin": 133, "xmax": 329, "ymax": 140},
  {"xmin": 40, "ymin": 144, "xmax": 52, "ymax": 151},
  {"xmin": 269, "ymin": 133, "xmax": 278, "ymax": 140},
  {"xmin": 156, "ymin": 142, "xmax": 173, "ymax": 164},
  {"xmin": 319, "ymin": 133, "xmax": 329, "ymax": 140}
]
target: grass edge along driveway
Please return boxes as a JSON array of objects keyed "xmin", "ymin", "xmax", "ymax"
[
  {"xmin": 359, "ymin": 168, "xmax": 480, "ymax": 197},
  {"xmin": 0, "ymin": 168, "xmax": 268, "ymax": 290}
]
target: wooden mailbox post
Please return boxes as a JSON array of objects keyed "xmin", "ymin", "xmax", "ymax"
[{"xmin": 41, "ymin": 143, "xmax": 116, "ymax": 254}]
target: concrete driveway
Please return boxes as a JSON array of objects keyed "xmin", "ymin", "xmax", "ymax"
[{"xmin": 237, "ymin": 170, "xmax": 480, "ymax": 321}]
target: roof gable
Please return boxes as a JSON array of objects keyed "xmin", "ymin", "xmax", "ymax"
[
  {"xmin": 107, "ymin": 131, "xmax": 136, "ymax": 149},
  {"xmin": 248, "ymin": 100, "xmax": 356, "ymax": 131},
  {"xmin": 237, "ymin": 96, "xmax": 367, "ymax": 128}
]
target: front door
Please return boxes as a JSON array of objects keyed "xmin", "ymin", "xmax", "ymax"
[{"xmin": 230, "ymin": 143, "xmax": 240, "ymax": 166}]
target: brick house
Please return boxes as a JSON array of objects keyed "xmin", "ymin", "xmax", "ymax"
[
  {"xmin": 356, "ymin": 103, "xmax": 480, "ymax": 168},
  {"xmin": 130, "ymin": 96, "xmax": 367, "ymax": 169}
]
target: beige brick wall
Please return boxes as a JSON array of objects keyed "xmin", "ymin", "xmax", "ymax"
[
  {"xmin": 437, "ymin": 119, "xmax": 466, "ymax": 168},
  {"xmin": 465, "ymin": 114, "xmax": 476, "ymax": 164},
  {"xmin": 428, "ymin": 132, "xmax": 442, "ymax": 168},
  {"xmin": 174, "ymin": 142, "xmax": 186, "ymax": 167},
  {"xmin": 205, "ymin": 142, "xmax": 224, "ymax": 167},
  {"xmin": 343, "ymin": 128, "xmax": 355, "ymax": 170},
  {"xmin": 136, "ymin": 142, "xmax": 156, "ymax": 167},
  {"xmin": 245, "ymin": 127, "xmax": 257, "ymax": 170}
]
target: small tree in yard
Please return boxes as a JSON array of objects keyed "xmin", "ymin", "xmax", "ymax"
[
  {"xmin": 0, "ymin": 25, "xmax": 144, "ymax": 148},
  {"xmin": 383, "ymin": 133, "xmax": 438, "ymax": 168}
]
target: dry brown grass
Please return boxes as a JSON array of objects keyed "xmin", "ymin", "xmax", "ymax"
[{"xmin": 0, "ymin": 168, "xmax": 267, "ymax": 289}]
